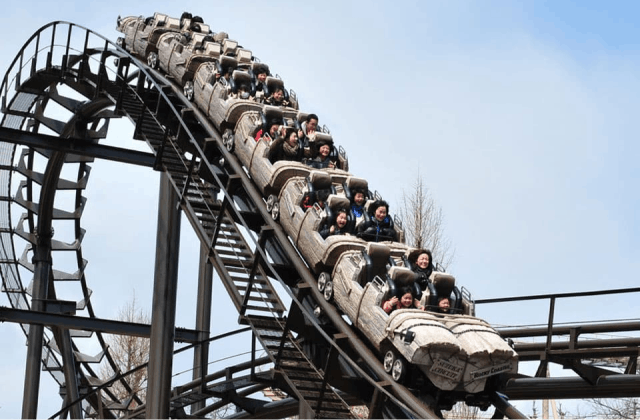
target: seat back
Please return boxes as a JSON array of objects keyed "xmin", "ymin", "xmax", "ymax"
[
  {"xmin": 203, "ymin": 41, "xmax": 221, "ymax": 58},
  {"xmin": 223, "ymin": 38, "xmax": 239, "ymax": 56},
  {"xmin": 237, "ymin": 48, "xmax": 253, "ymax": 66},
  {"xmin": 165, "ymin": 17, "xmax": 181, "ymax": 30},
  {"xmin": 230, "ymin": 70, "xmax": 253, "ymax": 94},
  {"xmin": 260, "ymin": 105, "xmax": 285, "ymax": 134},
  {"xmin": 360, "ymin": 242, "xmax": 390, "ymax": 286},
  {"xmin": 323, "ymin": 195, "xmax": 353, "ymax": 234}
]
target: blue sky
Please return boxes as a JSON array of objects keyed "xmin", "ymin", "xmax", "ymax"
[{"xmin": 1, "ymin": 1, "xmax": 639, "ymax": 417}]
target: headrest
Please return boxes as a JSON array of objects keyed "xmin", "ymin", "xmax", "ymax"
[
  {"xmin": 196, "ymin": 23, "xmax": 210, "ymax": 33},
  {"xmin": 191, "ymin": 33, "xmax": 206, "ymax": 49},
  {"xmin": 388, "ymin": 266, "xmax": 417, "ymax": 287},
  {"xmin": 366, "ymin": 242, "xmax": 390, "ymax": 260},
  {"xmin": 432, "ymin": 273, "xmax": 456, "ymax": 297},
  {"xmin": 262, "ymin": 105, "xmax": 284, "ymax": 121},
  {"xmin": 180, "ymin": 18, "xmax": 192, "ymax": 31},
  {"xmin": 218, "ymin": 55, "xmax": 238, "ymax": 71},
  {"xmin": 222, "ymin": 39, "xmax": 239, "ymax": 55},
  {"xmin": 266, "ymin": 76, "xmax": 285, "ymax": 91},
  {"xmin": 237, "ymin": 49, "xmax": 252, "ymax": 64},
  {"xmin": 308, "ymin": 171, "xmax": 332, "ymax": 190},
  {"xmin": 346, "ymin": 176, "xmax": 368, "ymax": 191},
  {"xmin": 312, "ymin": 132, "xmax": 333, "ymax": 148},
  {"xmin": 326, "ymin": 195, "xmax": 350, "ymax": 211},
  {"xmin": 213, "ymin": 32, "xmax": 228, "ymax": 43},
  {"xmin": 296, "ymin": 112, "xmax": 309, "ymax": 125},
  {"xmin": 232, "ymin": 70, "xmax": 252, "ymax": 85},
  {"xmin": 204, "ymin": 41, "xmax": 221, "ymax": 57},
  {"xmin": 165, "ymin": 17, "xmax": 181, "ymax": 30},
  {"xmin": 154, "ymin": 13, "xmax": 168, "ymax": 22},
  {"xmin": 363, "ymin": 199, "xmax": 375, "ymax": 212},
  {"xmin": 252, "ymin": 62, "xmax": 270, "ymax": 76}
]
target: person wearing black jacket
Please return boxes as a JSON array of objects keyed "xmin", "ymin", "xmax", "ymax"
[
  {"xmin": 357, "ymin": 200, "xmax": 396, "ymax": 242},
  {"xmin": 408, "ymin": 249, "xmax": 434, "ymax": 292}
]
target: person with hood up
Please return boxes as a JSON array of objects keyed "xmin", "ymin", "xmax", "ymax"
[{"xmin": 357, "ymin": 200, "xmax": 397, "ymax": 242}]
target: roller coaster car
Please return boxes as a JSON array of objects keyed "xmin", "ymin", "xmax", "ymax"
[
  {"xmin": 207, "ymin": 68, "xmax": 265, "ymax": 129},
  {"xmin": 277, "ymin": 173, "xmax": 368, "ymax": 272},
  {"xmin": 325, "ymin": 251, "xmax": 518, "ymax": 394},
  {"xmin": 156, "ymin": 31, "xmax": 221, "ymax": 89},
  {"xmin": 116, "ymin": 13, "xmax": 183, "ymax": 66},
  {"xmin": 226, "ymin": 107, "xmax": 349, "ymax": 197}
]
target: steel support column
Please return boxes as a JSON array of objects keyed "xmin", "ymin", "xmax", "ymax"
[
  {"xmin": 22, "ymin": 152, "xmax": 65, "ymax": 419},
  {"xmin": 53, "ymin": 328, "xmax": 83, "ymax": 419},
  {"xmin": 21, "ymin": 239, "xmax": 51, "ymax": 419},
  {"xmin": 191, "ymin": 242, "xmax": 214, "ymax": 413},
  {"xmin": 146, "ymin": 172, "xmax": 182, "ymax": 418}
]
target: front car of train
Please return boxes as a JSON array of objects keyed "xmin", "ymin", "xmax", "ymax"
[{"xmin": 331, "ymin": 251, "xmax": 518, "ymax": 395}]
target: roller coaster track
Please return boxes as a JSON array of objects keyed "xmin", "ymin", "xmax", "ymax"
[
  {"xmin": 0, "ymin": 21, "xmax": 439, "ymax": 419},
  {"xmin": 1, "ymin": 20, "xmax": 639, "ymax": 420}
]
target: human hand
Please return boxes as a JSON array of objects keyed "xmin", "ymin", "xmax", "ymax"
[{"xmin": 330, "ymin": 226, "xmax": 335, "ymax": 234}]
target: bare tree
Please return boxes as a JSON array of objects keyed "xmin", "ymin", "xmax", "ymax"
[
  {"xmin": 100, "ymin": 295, "xmax": 150, "ymax": 406},
  {"xmin": 398, "ymin": 173, "xmax": 455, "ymax": 269},
  {"xmin": 585, "ymin": 398, "xmax": 639, "ymax": 419}
]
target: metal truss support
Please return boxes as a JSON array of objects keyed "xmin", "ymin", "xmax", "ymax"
[
  {"xmin": 191, "ymin": 242, "xmax": 214, "ymax": 413},
  {"xmin": 146, "ymin": 173, "xmax": 182, "ymax": 418}
]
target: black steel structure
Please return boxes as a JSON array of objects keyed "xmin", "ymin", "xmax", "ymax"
[{"xmin": 0, "ymin": 20, "xmax": 638, "ymax": 419}]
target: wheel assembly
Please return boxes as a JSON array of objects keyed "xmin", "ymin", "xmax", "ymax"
[
  {"xmin": 323, "ymin": 279, "xmax": 333, "ymax": 301},
  {"xmin": 183, "ymin": 80, "xmax": 194, "ymax": 101},
  {"xmin": 147, "ymin": 51, "xmax": 158, "ymax": 69},
  {"xmin": 383, "ymin": 350, "xmax": 395, "ymax": 373},
  {"xmin": 317, "ymin": 272, "xmax": 330, "ymax": 293}
]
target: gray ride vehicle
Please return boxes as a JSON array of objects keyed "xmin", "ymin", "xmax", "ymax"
[{"xmin": 321, "ymin": 247, "xmax": 518, "ymax": 394}]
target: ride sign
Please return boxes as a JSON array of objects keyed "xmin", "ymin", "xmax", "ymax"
[
  {"xmin": 469, "ymin": 362, "xmax": 513, "ymax": 380},
  {"xmin": 430, "ymin": 359, "xmax": 464, "ymax": 381}
]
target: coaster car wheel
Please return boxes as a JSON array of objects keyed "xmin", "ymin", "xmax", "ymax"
[
  {"xmin": 271, "ymin": 200, "xmax": 280, "ymax": 221},
  {"xmin": 147, "ymin": 51, "xmax": 158, "ymax": 69},
  {"xmin": 222, "ymin": 129, "xmax": 234, "ymax": 152},
  {"xmin": 266, "ymin": 194, "xmax": 276, "ymax": 212},
  {"xmin": 317, "ymin": 272, "xmax": 330, "ymax": 293},
  {"xmin": 183, "ymin": 80, "xmax": 194, "ymax": 101},
  {"xmin": 383, "ymin": 350, "xmax": 395, "ymax": 374},
  {"xmin": 383, "ymin": 350, "xmax": 406, "ymax": 382},
  {"xmin": 323, "ymin": 279, "xmax": 333, "ymax": 301},
  {"xmin": 391, "ymin": 357, "xmax": 406, "ymax": 382}
]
